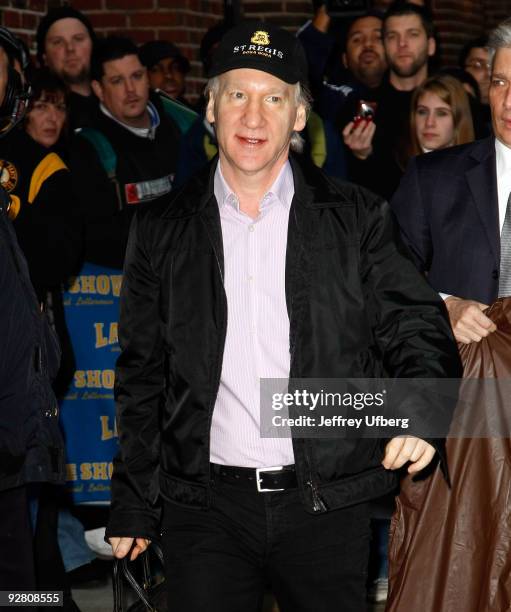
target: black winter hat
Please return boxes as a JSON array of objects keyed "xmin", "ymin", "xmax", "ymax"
[
  {"xmin": 208, "ymin": 21, "xmax": 308, "ymax": 85},
  {"xmin": 139, "ymin": 40, "xmax": 190, "ymax": 73},
  {"xmin": 36, "ymin": 6, "xmax": 96, "ymax": 65}
]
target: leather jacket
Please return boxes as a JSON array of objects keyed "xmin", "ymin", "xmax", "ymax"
[{"xmin": 106, "ymin": 157, "xmax": 461, "ymax": 541}]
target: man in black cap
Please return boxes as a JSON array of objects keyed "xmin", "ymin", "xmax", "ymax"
[
  {"xmin": 139, "ymin": 40, "xmax": 191, "ymax": 106},
  {"xmin": 105, "ymin": 20, "xmax": 460, "ymax": 611},
  {"xmin": 37, "ymin": 6, "xmax": 98, "ymax": 129}
]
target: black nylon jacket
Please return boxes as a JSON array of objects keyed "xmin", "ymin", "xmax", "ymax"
[
  {"xmin": 0, "ymin": 189, "xmax": 64, "ymax": 492},
  {"xmin": 106, "ymin": 157, "xmax": 462, "ymax": 541}
]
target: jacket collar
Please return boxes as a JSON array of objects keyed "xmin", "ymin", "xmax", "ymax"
[
  {"xmin": 289, "ymin": 155, "xmax": 353, "ymax": 208},
  {"xmin": 161, "ymin": 153, "xmax": 354, "ymax": 220},
  {"xmin": 467, "ymin": 135, "xmax": 496, "ymax": 163}
]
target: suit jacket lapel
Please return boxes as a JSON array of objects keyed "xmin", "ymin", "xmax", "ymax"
[{"xmin": 466, "ymin": 138, "xmax": 500, "ymax": 267}]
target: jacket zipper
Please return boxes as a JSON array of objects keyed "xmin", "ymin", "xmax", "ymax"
[
  {"xmin": 290, "ymin": 342, "xmax": 326, "ymax": 512},
  {"xmin": 307, "ymin": 479, "xmax": 326, "ymax": 512},
  {"xmin": 304, "ymin": 439, "xmax": 327, "ymax": 512}
]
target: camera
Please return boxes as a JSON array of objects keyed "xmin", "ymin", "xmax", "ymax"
[{"xmin": 353, "ymin": 100, "xmax": 377, "ymax": 127}]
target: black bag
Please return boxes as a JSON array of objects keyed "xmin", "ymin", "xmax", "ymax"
[{"xmin": 113, "ymin": 543, "xmax": 167, "ymax": 612}]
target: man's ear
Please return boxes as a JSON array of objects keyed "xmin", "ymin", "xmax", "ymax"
[
  {"xmin": 427, "ymin": 37, "xmax": 436, "ymax": 58},
  {"xmin": 294, "ymin": 103, "xmax": 307, "ymax": 132},
  {"xmin": 206, "ymin": 93, "xmax": 215, "ymax": 124},
  {"xmin": 91, "ymin": 79, "xmax": 103, "ymax": 102},
  {"xmin": 342, "ymin": 52, "xmax": 348, "ymax": 69}
]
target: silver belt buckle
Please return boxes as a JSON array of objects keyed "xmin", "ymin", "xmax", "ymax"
[{"xmin": 256, "ymin": 466, "xmax": 285, "ymax": 493}]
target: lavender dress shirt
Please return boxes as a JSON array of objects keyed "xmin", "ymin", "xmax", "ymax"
[{"xmin": 209, "ymin": 160, "xmax": 295, "ymax": 468}]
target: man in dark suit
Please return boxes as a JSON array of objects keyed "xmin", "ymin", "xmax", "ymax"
[{"xmin": 391, "ymin": 17, "xmax": 511, "ymax": 345}]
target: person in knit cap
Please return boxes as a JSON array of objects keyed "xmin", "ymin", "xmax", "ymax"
[{"xmin": 37, "ymin": 6, "xmax": 98, "ymax": 129}]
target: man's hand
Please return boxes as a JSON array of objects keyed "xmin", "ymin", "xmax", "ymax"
[
  {"xmin": 382, "ymin": 436, "xmax": 435, "ymax": 474},
  {"xmin": 444, "ymin": 296, "xmax": 496, "ymax": 344},
  {"xmin": 109, "ymin": 536, "xmax": 151, "ymax": 561},
  {"xmin": 342, "ymin": 119, "xmax": 375, "ymax": 160}
]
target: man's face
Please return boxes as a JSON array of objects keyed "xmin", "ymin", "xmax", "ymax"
[
  {"xmin": 464, "ymin": 46, "xmax": 490, "ymax": 104},
  {"xmin": 148, "ymin": 57, "xmax": 185, "ymax": 99},
  {"xmin": 343, "ymin": 16, "xmax": 387, "ymax": 88},
  {"xmin": 43, "ymin": 18, "xmax": 92, "ymax": 85},
  {"xmin": 206, "ymin": 68, "xmax": 306, "ymax": 178},
  {"xmin": 92, "ymin": 54, "xmax": 149, "ymax": 127},
  {"xmin": 489, "ymin": 47, "xmax": 511, "ymax": 147},
  {"xmin": 384, "ymin": 14, "xmax": 435, "ymax": 78}
]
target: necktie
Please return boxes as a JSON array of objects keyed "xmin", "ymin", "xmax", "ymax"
[{"xmin": 499, "ymin": 192, "xmax": 511, "ymax": 297}]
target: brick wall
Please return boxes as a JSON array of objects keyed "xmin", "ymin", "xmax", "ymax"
[
  {"xmin": 76, "ymin": 0, "xmax": 224, "ymax": 99},
  {"xmin": 241, "ymin": 0, "xmax": 511, "ymax": 67},
  {"xmin": 0, "ymin": 0, "xmax": 49, "ymax": 53},
  {"xmin": 0, "ymin": 0, "xmax": 225, "ymax": 100},
  {"xmin": 0, "ymin": 0, "xmax": 510, "ymax": 99}
]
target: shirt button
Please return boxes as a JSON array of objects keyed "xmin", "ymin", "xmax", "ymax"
[
  {"xmin": 249, "ymin": 225, "xmax": 255, "ymax": 232},
  {"xmin": 248, "ymin": 275, "xmax": 254, "ymax": 281}
]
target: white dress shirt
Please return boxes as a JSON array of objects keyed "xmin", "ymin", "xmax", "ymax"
[
  {"xmin": 495, "ymin": 137, "xmax": 511, "ymax": 232},
  {"xmin": 209, "ymin": 161, "xmax": 295, "ymax": 468}
]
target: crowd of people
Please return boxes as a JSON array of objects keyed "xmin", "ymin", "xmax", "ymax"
[{"xmin": 0, "ymin": 0, "xmax": 510, "ymax": 610}]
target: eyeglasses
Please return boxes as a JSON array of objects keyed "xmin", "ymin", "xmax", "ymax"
[{"xmin": 465, "ymin": 60, "xmax": 490, "ymax": 71}]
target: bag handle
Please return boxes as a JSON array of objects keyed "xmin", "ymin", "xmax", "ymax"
[
  {"xmin": 112, "ymin": 552, "xmax": 125, "ymax": 612},
  {"xmin": 112, "ymin": 542, "xmax": 164, "ymax": 612}
]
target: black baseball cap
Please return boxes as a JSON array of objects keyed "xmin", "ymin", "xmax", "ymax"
[{"xmin": 208, "ymin": 21, "xmax": 308, "ymax": 85}]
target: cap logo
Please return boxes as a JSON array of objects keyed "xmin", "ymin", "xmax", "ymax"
[
  {"xmin": 232, "ymin": 29, "xmax": 284, "ymax": 61},
  {"xmin": 251, "ymin": 31, "xmax": 270, "ymax": 45}
]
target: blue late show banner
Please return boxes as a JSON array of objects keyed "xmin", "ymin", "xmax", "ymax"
[{"xmin": 60, "ymin": 262, "xmax": 122, "ymax": 503}]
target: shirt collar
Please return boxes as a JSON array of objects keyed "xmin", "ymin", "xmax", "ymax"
[
  {"xmin": 495, "ymin": 137, "xmax": 511, "ymax": 174},
  {"xmin": 214, "ymin": 160, "xmax": 294, "ymax": 213},
  {"xmin": 99, "ymin": 100, "xmax": 160, "ymax": 139}
]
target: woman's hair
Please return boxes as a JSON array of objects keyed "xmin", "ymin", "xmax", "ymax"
[
  {"xmin": 408, "ymin": 74, "xmax": 475, "ymax": 159},
  {"xmin": 24, "ymin": 67, "xmax": 69, "ymax": 144},
  {"xmin": 27, "ymin": 67, "xmax": 68, "ymax": 111}
]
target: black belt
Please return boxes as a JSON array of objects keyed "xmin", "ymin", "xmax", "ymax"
[{"xmin": 211, "ymin": 463, "xmax": 297, "ymax": 492}]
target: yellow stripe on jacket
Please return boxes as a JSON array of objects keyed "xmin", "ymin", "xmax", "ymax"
[{"xmin": 28, "ymin": 152, "xmax": 68, "ymax": 204}]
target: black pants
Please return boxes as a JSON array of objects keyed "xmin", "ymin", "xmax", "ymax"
[
  {"xmin": 33, "ymin": 484, "xmax": 72, "ymax": 610},
  {"xmin": 163, "ymin": 474, "xmax": 371, "ymax": 612},
  {"xmin": 0, "ymin": 485, "xmax": 36, "ymax": 591}
]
